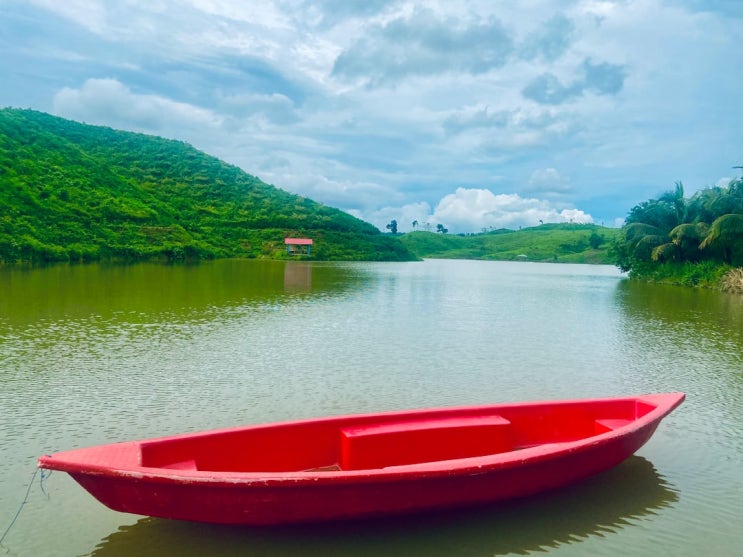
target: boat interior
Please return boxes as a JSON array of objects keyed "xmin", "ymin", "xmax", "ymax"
[{"xmin": 139, "ymin": 399, "xmax": 657, "ymax": 473}]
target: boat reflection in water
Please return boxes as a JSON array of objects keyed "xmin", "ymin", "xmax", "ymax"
[{"xmin": 90, "ymin": 456, "xmax": 678, "ymax": 557}]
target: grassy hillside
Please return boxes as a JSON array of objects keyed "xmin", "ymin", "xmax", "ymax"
[
  {"xmin": 0, "ymin": 108, "xmax": 415, "ymax": 262},
  {"xmin": 400, "ymin": 223, "xmax": 621, "ymax": 264}
]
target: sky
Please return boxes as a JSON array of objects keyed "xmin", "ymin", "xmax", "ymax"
[{"xmin": 1, "ymin": 1, "xmax": 741, "ymax": 233}]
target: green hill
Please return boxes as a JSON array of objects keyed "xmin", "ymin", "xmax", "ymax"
[
  {"xmin": 0, "ymin": 108, "xmax": 415, "ymax": 263},
  {"xmin": 400, "ymin": 223, "xmax": 621, "ymax": 264}
]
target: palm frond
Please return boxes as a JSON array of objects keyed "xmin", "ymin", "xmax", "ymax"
[
  {"xmin": 624, "ymin": 222, "xmax": 665, "ymax": 244},
  {"xmin": 669, "ymin": 223, "xmax": 703, "ymax": 242},
  {"xmin": 633, "ymin": 234, "xmax": 667, "ymax": 261},
  {"xmin": 700, "ymin": 214, "xmax": 743, "ymax": 249},
  {"xmin": 651, "ymin": 242, "xmax": 680, "ymax": 262}
]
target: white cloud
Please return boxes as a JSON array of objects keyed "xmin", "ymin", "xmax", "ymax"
[
  {"xmin": 356, "ymin": 188, "xmax": 593, "ymax": 233},
  {"xmin": 331, "ymin": 7, "xmax": 514, "ymax": 86},
  {"xmin": 186, "ymin": 1, "xmax": 291, "ymax": 29},
  {"xmin": 525, "ymin": 167, "xmax": 574, "ymax": 196},
  {"xmin": 219, "ymin": 92, "xmax": 299, "ymax": 125},
  {"xmin": 28, "ymin": 0, "xmax": 107, "ymax": 34},
  {"xmin": 715, "ymin": 176, "xmax": 734, "ymax": 188},
  {"xmin": 53, "ymin": 78, "xmax": 222, "ymax": 132},
  {"xmin": 4, "ymin": 0, "xmax": 740, "ymax": 233},
  {"xmin": 519, "ymin": 14, "xmax": 575, "ymax": 62},
  {"xmin": 349, "ymin": 201, "xmax": 434, "ymax": 233},
  {"xmin": 521, "ymin": 58, "xmax": 627, "ymax": 105},
  {"xmin": 432, "ymin": 188, "xmax": 592, "ymax": 232}
]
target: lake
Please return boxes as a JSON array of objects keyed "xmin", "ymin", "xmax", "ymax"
[{"xmin": 1, "ymin": 259, "xmax": 741, "ymax": 556}]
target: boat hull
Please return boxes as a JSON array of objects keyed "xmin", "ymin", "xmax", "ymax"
[{"xmin": 39, "ymin": 393, "xmax": 684, "ymax": 525}]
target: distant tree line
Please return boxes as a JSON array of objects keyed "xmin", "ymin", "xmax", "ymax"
[{"xmin": 387, "ymin": 219, "xmax": 447, "ymax": 234}]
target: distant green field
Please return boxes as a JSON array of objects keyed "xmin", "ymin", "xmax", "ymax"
[{"xmin": 399, "ymin": 223, "xmax": 621, "ymax": 264}]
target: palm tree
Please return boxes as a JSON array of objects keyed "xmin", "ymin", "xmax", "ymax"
[
  {"xmin": 616, "ymin": 174, "xmax": 743, "ymax": 272},
  {"xmin": 617, "ymin": 219, "xmax": 674, "ymax": 269},
  {"xmin": 658, "ymin": 181, "xmax": 687, "ymax": 227},
  {"xmin": 666, "ymin": 222, "xmax": 709, "ymax": 261},
  {"xmin": 700, "ymin": 214, "xmax": 743, "ymax": 265}
]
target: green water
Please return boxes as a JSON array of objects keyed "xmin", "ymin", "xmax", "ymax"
[{"xmin": 1, "ymin": 259, "xmax": 741, "ymax": 556}]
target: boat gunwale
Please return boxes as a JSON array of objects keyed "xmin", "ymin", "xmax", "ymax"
[{"xmin": 38, "ymin": 393, "xmax": 685, "ymax": 485}]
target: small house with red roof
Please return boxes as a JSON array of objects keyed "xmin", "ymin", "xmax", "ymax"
[{"xmin": 284, "ymin": 237, "xmax": 313, "ymax": 255}]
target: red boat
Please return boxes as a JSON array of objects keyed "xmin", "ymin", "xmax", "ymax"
[{"xmin": 38, "ymin": 392, "xmax": 684, "ymax": 525}]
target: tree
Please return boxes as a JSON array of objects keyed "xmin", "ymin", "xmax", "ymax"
[
  {"xmin": 667, "ymin": 222, "xmax": 708, "ymax": 261},
  {"xmin": 700, "ymin": 214, "xmax": 743, "ymax": 265},
  {"xmin": 436, "ymin": 223, "xmax": 448, "ymax": 234},
  {"xmin": 659, "ymin": 181, "xmax": 687, "ymax": 227},
  {"xmin": 412, "ymin": 220, "xmax": 418, "ymax": 231},
  {"xmin": 589, "ymin": 231, "xmax": 602, "ymax": 249},
  {"xmin": 613, "ymin": 175, "xmax": 743, "ymax": 273},
  {"xmin": 386, "ymin": 219, "xmax": 398, "ymax": 234}
]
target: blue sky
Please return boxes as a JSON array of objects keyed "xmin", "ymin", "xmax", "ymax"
[{"xmin": 1, "ymin": 1, "xmax": 741, "ymax": 232}]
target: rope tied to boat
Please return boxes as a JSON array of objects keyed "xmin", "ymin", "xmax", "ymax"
[{"xmin": 0, "ymin": 463, "xmax": 53, "ymax": 548}]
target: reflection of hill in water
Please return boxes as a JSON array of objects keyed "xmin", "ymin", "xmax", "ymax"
[
  {"xmin": 0, "ymin": 260, "xmax": 366, "ymax": 326},
  {"xmin": 91, "ymin": 456, "xmax": 677, "ymax": 557}
]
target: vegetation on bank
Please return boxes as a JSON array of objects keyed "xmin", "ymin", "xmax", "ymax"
[
  {"xmin": 400, "ymin": 223, "xmax": 620, "ymax": 264},
  {"xmin": 2, "ymin": 107, "xmax": 739, "ymax": 291},
  {"xmin": 612, "ymin": 177, "xmax": 743, "ymax": 291},
  {"xmin": 0, "ymin": 108, "xmax": 416, "ymax": 263}
]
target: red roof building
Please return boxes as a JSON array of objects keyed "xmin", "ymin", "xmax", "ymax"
[{"xmin": 284, "ymin": 238, "xmax": 313, "ymax": 255}]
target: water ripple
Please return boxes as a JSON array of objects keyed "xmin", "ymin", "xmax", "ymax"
[{"xmin": 1, "ymin": 260, "xmax": 741, "ymax": 556}]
